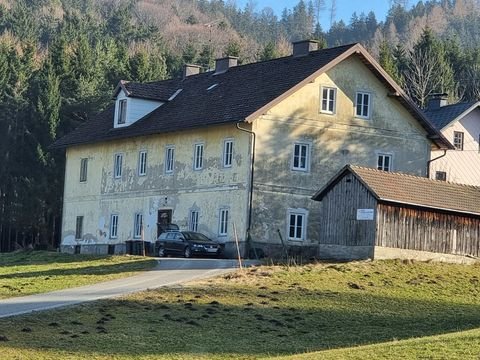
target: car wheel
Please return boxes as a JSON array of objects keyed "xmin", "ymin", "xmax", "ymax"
[
  {"xmin": 158, "ymin": 247, "xmax": 166, "ymax": 257},
  {"xmin": 183, "ymin": 247, "xmax": 191, "ymax": 258}
]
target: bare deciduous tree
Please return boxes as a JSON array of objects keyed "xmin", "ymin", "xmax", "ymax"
[
  {"xmin": 313, "ymin": 0, "xmax": 326, "ymax": 25},
  {"xmin": 329, "ymin": 0, "xmax": 336, "ymax": 27},
  {"xmin": 404, "ymin": 48, "xmax": 440, "ymax": 108}
]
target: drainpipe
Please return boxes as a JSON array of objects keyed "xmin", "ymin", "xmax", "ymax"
[
  {"xmin": 426, "ymin": 149, "xmax": 447, "ymax": 178},
  {"xmin": 236, "ymin": 122, "xmax": 256, "ymax": 258}
]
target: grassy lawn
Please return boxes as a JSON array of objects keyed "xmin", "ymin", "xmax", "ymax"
[
  {"xmin": 0, "ymin": 260, "xmax": 479, "ymax": 359},
  {"xmin": 0, "ymin": 251, "xmax": 157, "ymax": 299}
]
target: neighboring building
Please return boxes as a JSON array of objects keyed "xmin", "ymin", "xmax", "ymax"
[
  {"xmin": 312, "ymin": 165, "xmax": 480, "ymax": 261},
  {"xmin": 425, "ymin": 94, "xmax": 480, "ymax": 185},
  {"xmin": 52, "ymin": 41, "xmax": 451, "ymax": 257}
]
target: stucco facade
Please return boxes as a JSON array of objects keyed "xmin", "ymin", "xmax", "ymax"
[
  {"xmin": 248, "ymin": 56, "xmax": 432, "ymax": 256},
  {"xmin": 429, "ymin": 108, "xmax": 480, "ymax": 186},
  {"xmin": 58, "ymin": 44, "xmax": 445, "ymax": 258},
  {"xmin": 61, "ymin": 125, "xmax": 251, "ymax": 255}
]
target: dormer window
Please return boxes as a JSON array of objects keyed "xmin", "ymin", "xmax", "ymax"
[
  {"xmin": 117, "ymin": 99, "xmax": 127, "ymax": 125},
  {"xmin": 112, "ymin": 83, "xmax": 163, "ymax": 128}
]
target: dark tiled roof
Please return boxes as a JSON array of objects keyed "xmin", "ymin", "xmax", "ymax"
[
  {"xmin": 52, "ymin": 43, "xmax": 450, "ymax": 149},
  {"xmin": 122, "ymin": 79, "xmax": 181, "ymax": 101},
  {"xmin": 313, "ymin": 165, "xmax": 480, "ymax": 216},
  {"xmin": 424, "ymin": 102, "xmax": 477, "ymax": 130}
]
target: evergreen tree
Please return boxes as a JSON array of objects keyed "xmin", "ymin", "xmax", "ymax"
[
  {"xmin": 259, "ymin": 42, "xmax": 278, "ymax": 61},
  {"xmin": 379, "ymin": 41, "xmax": 403, "ymax": 86},
  {"xmin": 198, "ymin": 44, "xmax": 215, "ymax": 70},
  {"xmin": 224, "ymin": 41, "xmax": 242, "ymax": 57},
  {"xmin": 182, "ymin": 42, "xmax": 198, "ymax": 64}
]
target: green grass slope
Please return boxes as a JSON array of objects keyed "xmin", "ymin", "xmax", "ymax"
[
  {"xmin": 0, "ymin": 260, "xmax": 478, "ymax": 359},
  {"xmin": 0, "ymin": 251, "xmax": 156, "ymax": 299}
]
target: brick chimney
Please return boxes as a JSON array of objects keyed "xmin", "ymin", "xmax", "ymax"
[
  {"xmin": 214, "ymin": 56, "xmax": 238, "ymax": 75},
  {"xmin": 428, "ymin": 93, "xmax": 448, "ymax": 110},
  {"xmin": 292, "ymin": 40, "xmax": 319, "ymax": 57},
  {"xmin": 183, "ymin": 64, "xmax": 201, "ymax": 79}
]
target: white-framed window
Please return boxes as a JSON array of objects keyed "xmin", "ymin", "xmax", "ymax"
[
  {"xmin": 219, "ymin": 208, "xmax": 229, "ymax": 236},
  {"xmin": 117, "ymin": 99, "xmax": 127, "ymax": 125},
  {"xmin": 287, "ymin": 209, "xmax": 308, "ymax": 241},
  {"xmin": 453, "ymin": 131, "xmax": 464, "ymax": 150},
  {"xmin": 138, "ymin": 150, "xmax": 147, "ymax": 176},
  {"xmin": 165, "ymin": 146, "xmax": 175, "ymax": 174},
  {"xmin": 114, "ymin": 153, "xmax": 123, "ymax": 179},
  {"xmin": 320, "ymin": 86, "xmax": 336, "ymax": 114},
  {"xmin": 189, "ymin": 210, "xmax": 199, "ymax": 232},
  {"xmin": 194, "ymin": 143, "xmax": 204, "ymax": 170},
  {"xmin": 110, "ymin": 214, "xmax": 119, "ymax": 239},
  {"xmin": 435, "ymin": 171, "xmax": 447, "ymax": 181},
  {"xmin": 75, "ymin": 216, "xmax": 83, "ymax": 240},
  {"xmin": 377, "ymin": 153, "xmax": 392, "ymax": 172},
  {"xmin": 223, "ymin": 139, "xmax": 233, "ymax": 168},
  {"xmin": 80, "ymin": 158, "xmax": 88, "ymax": 182},
  {"xmin": 292, "ymin": 142, "xmax": 310, "ymax": 172},
  {"xmin": 134, "ymin": 213, "xmax": 143, "ymax": 239},
  {"xmin": 355, "ymin": 91, "xmax": 371, "ymax": 119}
]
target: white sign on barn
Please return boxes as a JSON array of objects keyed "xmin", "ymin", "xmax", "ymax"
[{"xmin": 356, "ymin": 209, "xmax": 374, "ymax": 220}]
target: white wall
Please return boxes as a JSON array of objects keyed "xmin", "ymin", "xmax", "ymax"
[
  {"xmin": 114, "ymin": 90, "xmax": 163, "ymax": 128},
  {"xmin": 430, "ymin": 107, "xmax": 480, "ymax": 185}
]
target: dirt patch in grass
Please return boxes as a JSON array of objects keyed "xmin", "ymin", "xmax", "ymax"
[{"xmin": 0, "ymin": 260, "xmax": 479, "ymax": 359}]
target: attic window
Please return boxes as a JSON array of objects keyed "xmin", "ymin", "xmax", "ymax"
[
  {"xmin": 207, "ymin": 84, "xmax": 219, "ymax": 91},
  {"xmin": 117, "ymin": 99, "xmax": 127, "ymax": 125},
  {"xmin": 168, "ymin": 89, "xmax": 183, "ymax": 101}
]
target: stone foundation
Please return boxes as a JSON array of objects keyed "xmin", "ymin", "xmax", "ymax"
[
  {"xmin": 60, "ymin": 243, "xmax": 126, "ymax": 255},
  {"xmin": 318, "ymin": 244, "xmax": 374, "ymax": 260},
  {"xmin": 246, "ymin": 242, "xmax": 319, "ymax": 260}
]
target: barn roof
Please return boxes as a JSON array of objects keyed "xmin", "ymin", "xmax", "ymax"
[{"xmin": 312, "ymin": 165, "xmax": 480, "ymax": 216}]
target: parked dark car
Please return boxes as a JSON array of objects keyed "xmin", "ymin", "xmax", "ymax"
[{"xmin": 155, "ymin": 231, "xmax": 222, "ymax": 258}]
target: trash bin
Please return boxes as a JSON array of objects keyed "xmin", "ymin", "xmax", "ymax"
[
  {"xmin": 125, "ymin": 240, "xmax": 154, "ymax": 256},
  {"xmin": 125, "ymin": 240, "xmax": 133, "ymax": 255},
  {"xmin": 132, "ymin": 240, "xmax": 143, "ymax": 255}
]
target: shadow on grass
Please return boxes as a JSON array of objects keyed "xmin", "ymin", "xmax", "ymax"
[
  {"xmin": 0, "ymin": 260, "xmax": 156, "ymax": 280},
  {"xmin": 0, "ymin": 250, "xmax": 121, "ymax": 267},
  {"xmin": 1, "ymin": 285, "xmax": 479, "ymax": 358}
]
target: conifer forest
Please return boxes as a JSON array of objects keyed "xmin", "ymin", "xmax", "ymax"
[{"xmin": 1, "ymin": 0, "xmax": 480, "ymax": 250}]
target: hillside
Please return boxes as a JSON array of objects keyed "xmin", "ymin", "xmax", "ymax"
[{"xmin": 1, "ymin": 0, "xmax": 480, "ymax": 249}]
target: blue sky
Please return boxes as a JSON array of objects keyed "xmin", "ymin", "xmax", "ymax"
[{"xmin": 234, "ymin": 0, "xmax": 391, "ymax": 29}]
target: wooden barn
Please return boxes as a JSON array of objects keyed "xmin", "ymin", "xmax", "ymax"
[{"xmin": 311, "ymin": 165, "xmax": 480, "ymax": 261}]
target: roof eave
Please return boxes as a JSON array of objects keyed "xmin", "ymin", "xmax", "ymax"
[
  {"xmin": 356, "ymin": 49, "xmax": 454, "ymax": 150},
  {"xmin": 112, "ymin": 80, "xmax": 131, "ymax": 99},
  {"xmin": 311, "ymin": 164, "xmax": 381, "ymax": 201},
  {"xmin": 242, "ymin": 44, "xmax": 453, "ymax": 150},
  {"xmin": 51, "ymin": 118, "xmax": 246, "ymax": 150},
  {"xmin": 245, "ymin": 43, "xmax": 361, "ymax": 123},
  {"xmin": 128, "ymin": 95, "xmax": 168, "ymax": 102},
  {"xmin": 379, "ymin": 198, "xmax": 480, "ymax": 217},
  {"xmin": 439, "ymin": 102, "xmax": 480, "ymax": 131}
]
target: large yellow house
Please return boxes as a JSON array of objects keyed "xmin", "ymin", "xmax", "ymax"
[{"xmin": 53, "ymin": 41, "xmax": 451, "ymax": 257}]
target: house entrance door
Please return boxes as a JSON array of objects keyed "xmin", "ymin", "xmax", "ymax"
[{"xmin": 157, "ymin": 209, "xmax": 173, "ymax": 237}]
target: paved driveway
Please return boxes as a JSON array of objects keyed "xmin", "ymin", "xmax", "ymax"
[{"xmin": 0, "ymin": 258, "xmax": 253, "ymax": 319}]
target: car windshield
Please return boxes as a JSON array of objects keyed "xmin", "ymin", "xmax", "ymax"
[{"xmin": 186, "ymin": 232, "xmax": 210, "ymax": 241}]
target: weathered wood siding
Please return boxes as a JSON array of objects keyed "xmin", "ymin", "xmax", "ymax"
[
  {"xmin": 318, "ymin": 173, "xmax": 377, "ymax": 246},
  {"xmin": 376, "ymin": 204, "xmax": 480, "ymax": 257}
]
